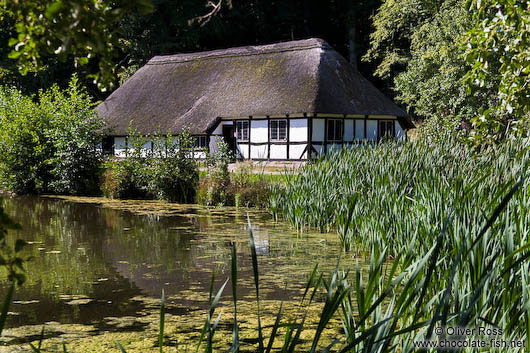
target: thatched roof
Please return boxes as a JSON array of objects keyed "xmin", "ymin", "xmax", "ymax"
[{"xmin": 98, "ymin": 38, "xmax": 412, "ymax": 135}]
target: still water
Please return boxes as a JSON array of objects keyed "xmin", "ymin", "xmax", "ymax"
[{"xmin": 0, "ymin": 195, "xmax": 351, "ymax": 350}]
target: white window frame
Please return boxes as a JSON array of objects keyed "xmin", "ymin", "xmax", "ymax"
[
  {"xmin": 270, "ymin": 119, "xmax": 287, "ymax": 142},
  {"xmin": 236, "ymin": 120, "xmax": 249, "ymax": 142}
]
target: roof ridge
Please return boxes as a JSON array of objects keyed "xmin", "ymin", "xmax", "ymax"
[{"xmin": 147, "ymin": 38, "xmax": 330, "ymax": 65}]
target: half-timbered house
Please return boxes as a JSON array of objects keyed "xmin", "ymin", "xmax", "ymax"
[{"xmin": 98, "ymin": 38, "xmax": 413, "ymax": 160}]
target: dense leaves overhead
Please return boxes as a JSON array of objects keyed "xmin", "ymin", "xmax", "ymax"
[
  {"xmin": 1, "ymin": 0, "xmax": 385, "ymax": 95},
  {"xmin": 464, "ymin": 0, "xmax": 530, "ymax": 142},
  {"xmin": 2, "ymin": 0, "xmax": 154, "ymax": 92}
]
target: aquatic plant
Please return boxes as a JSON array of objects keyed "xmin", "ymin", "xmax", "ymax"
[{"xmin": 268, "ymin": 137, "xmax": 530, "ymax": 350}]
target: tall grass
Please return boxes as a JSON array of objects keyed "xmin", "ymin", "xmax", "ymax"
[{"xmin": 268, "ymin": 137, "xmax": 530, "ymax": 351}]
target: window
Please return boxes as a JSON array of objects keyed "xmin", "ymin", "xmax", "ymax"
[
  {"xmin": 270, "ymin": 119, "xmax": 287, "ymax": 141},
  {"xmin": 236, "ymin": 120, "xmax": 249, "ymax": 141},
  {"xmin": 193, "ymin": 136, "xmax": 208, "ymax": 149},
  {"xmin": 378, "ymin": 120, "xmax": 394, "ymax": 140},
  {"xmin": 327, "ymin": 119, "xmax": 343, "ymax": 141}
]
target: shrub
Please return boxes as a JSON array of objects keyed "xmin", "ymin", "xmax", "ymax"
[
  {"xmin": 230, "ymin": 162, "xmax": 271, "ymax": 208},
  {"xmin": 43, "ymin": 76, "xmax": 104, "ymax": 195},
  {"xmin": 0, "ymin": 87, "xmax": 53, "ymax": 193},
  {"xmin": 103, "ymin": 128, "xmax": 199, "ymax": 202},
  {"xmin": 104, "ymin": 128, "xmax": 152, "ymax": 199},
  {"xmin": 198, "ymin": 140, "xmax": 234, "ymax": 206},
  {"xmin": 149, "ymin": 131, "xmax": 199, "ymax": 202},
  {"xmin": 197, "ymin": 147, "xmax": 273, "ymax": 208},
  {"xmin": 0, "ymin": 76, "xmax": 103, "ymax": 195}
]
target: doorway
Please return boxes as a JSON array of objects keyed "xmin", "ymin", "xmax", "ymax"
[{"xmin": 222, "ymin": 125, "xmax": 236, "ymax": 157}]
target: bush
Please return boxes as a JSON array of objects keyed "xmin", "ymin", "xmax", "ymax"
[
  {"xmin": 102, "ymin": 128, "xmax": 199, "ymax": 202},
  {"xmin": 0, "ymin": 87, "xmax": 53, "ymax": 193},
  {"xmin": 197, "ymin": 140, "xmax": 234, "ymax": 206},
  {"xmin": 197, "ymin": 145, "xmax": 272, "ymax": 208},
  {"xmin": 149, "ymin": 131, "xmax": 199, "ymax": 202},
  {"xmin": 104, "ymin": 129, "xmax": 151, "ymax": 199},
  {"xmin": 44, "ymin": 77, "xmax": 104, "ymax": 195},
  {"xmin": 0, "ymin": 76, "xmax": 103, "ymax": 195},
  {"xmin": 230, "ymin": 162, "xmax": 271, "ymax": 208}
]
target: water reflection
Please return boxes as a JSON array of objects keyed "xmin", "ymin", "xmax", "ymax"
[{"xmin": 0, "ymin": 195, "xmax": 346, "ymax": 330}]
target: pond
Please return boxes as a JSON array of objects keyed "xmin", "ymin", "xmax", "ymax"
[{"xmin": 0, "ymin": 195, "xmax": 359, "ymax": 352}]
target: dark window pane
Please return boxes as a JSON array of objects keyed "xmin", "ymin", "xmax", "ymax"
[
  {"xmin": 327, "ymin": 120, "xmax": 334, "ymax": 140},
  {"xmin": 271, "ymin": 120, "xmax": 278, "ymax": 140},
  {"xmin": 335, "ymin": 120, "xmax": 342, "ymax": 140},
  {"xmin": 270, "ymin": 119, "xmax": 286, "ymax": 141},
  {"xmin": 236, "ymin": 121, "xmax": 249, "ymax": 141},
  {"xmin": 279, "ymin": 120, "xmax": 287, "ymax": 140}
]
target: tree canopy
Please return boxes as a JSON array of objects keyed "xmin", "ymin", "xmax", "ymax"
[{"xmin": 1, "ymin": 0, "xmax": 529, "ymax": 143}]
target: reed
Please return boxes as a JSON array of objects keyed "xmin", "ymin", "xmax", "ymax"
[{"xmin": 268, "ymin": 137, "xmax": 530, "ymax": 351}]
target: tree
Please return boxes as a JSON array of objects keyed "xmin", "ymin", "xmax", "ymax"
[
  {"xmin": 365, "ymin": 0, "xmax": 499, "ymax": 135},
  {"xmin": 1, "ymin": 0, "xmax": 153, "ymax": 91},
  {"xmin": 0, "ymin": 76, "xmax": 104, "ymax": 195},
  {"xmin": 464, "ymin": 0, "xmax": 530, "ymax": 142}
]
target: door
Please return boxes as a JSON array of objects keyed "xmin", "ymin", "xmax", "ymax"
[{"xmin": 222, "ymin": 125, "xmax": 236, "ymax": 156}]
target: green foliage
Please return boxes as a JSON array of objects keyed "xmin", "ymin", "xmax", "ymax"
[
  {"xmin": 230, "ymin": 163, "xmax": 271, "ymax": 208},
  {"xmin": 363, "ymin": 0, "xmax": 443, "ymax": 79},
  {"xmin": 105, "ymin": 128, "xmax": 152, "ymax": 199},
  {"xmin": 0, "ymin": 76, "xmax": 103, "ymax": 195},
  {"xmin": 269, "ymin": 139, "xmax": 530, "ymax": 350},
  {"xmin": 392, "ymin": 0, "xmax": 487, "ymax": 122},
  {"xmin": 2, "ymin": 0, "xmax": 154, "ymax": 91},
  {"xmin": 149, "ymin": 130, "xmax": 199, "ymax": 203},
  {"xmin": 198, "ymin": 144, "xmax": 272, "ymax": 208},
  {"xmin": 198, "ymin": 140, "xmax": 234, "ymax": 206},
  {"xmin": 464, "ymin": 0, "xmax": 530, "ymax": 143},
  {"xmin": 42, "ymin": 76, "xmax": 104, "ymax": 195},
  {"xmin": 0, "ymin": 87, "xmax": 52, "ymax": 193},
  {"xmin": 365, "ymin": 0, "xmax": 494, "ymax": 132},
  {"xmin": 103, "ymin": 127, "xmax": 199, "ymax": 202}
]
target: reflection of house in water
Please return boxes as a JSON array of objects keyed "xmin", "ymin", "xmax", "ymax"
[{"xmin": 249, "ymin": 225, "xmax": 270, "ymax": 256}]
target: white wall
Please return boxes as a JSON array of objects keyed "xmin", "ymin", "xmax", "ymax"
[
  {"xmin": 355, "ymin": 120, "xmax": 364, "ymax": 141},
  {"xmin": 312, "ymin": 119, "xmax": 325, "ymax": 141},
  {"xmin": 289, "ymin": 144, "xmax": 307, "ymax": 160},
  {"xmin": 237, "ymin": 143, "xmax": 249, "ymax": 159},
  {"xmin": 290, "ymin": 118, "xmax": 308, "ymax": 142},
  {"xmin": 366, "ymin": 120, "xmax": 378, "ymax": 141},
  {"xmin": 250, "ymin": 145, "xmax": 268, "ymax": 159},
  {"xmin": 270, "ymin": 144, "xmax": 287, "ymax": 159},
  {"xmin": 250, "ymin": 120, "xmax": 268, "ymax": 143}
]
